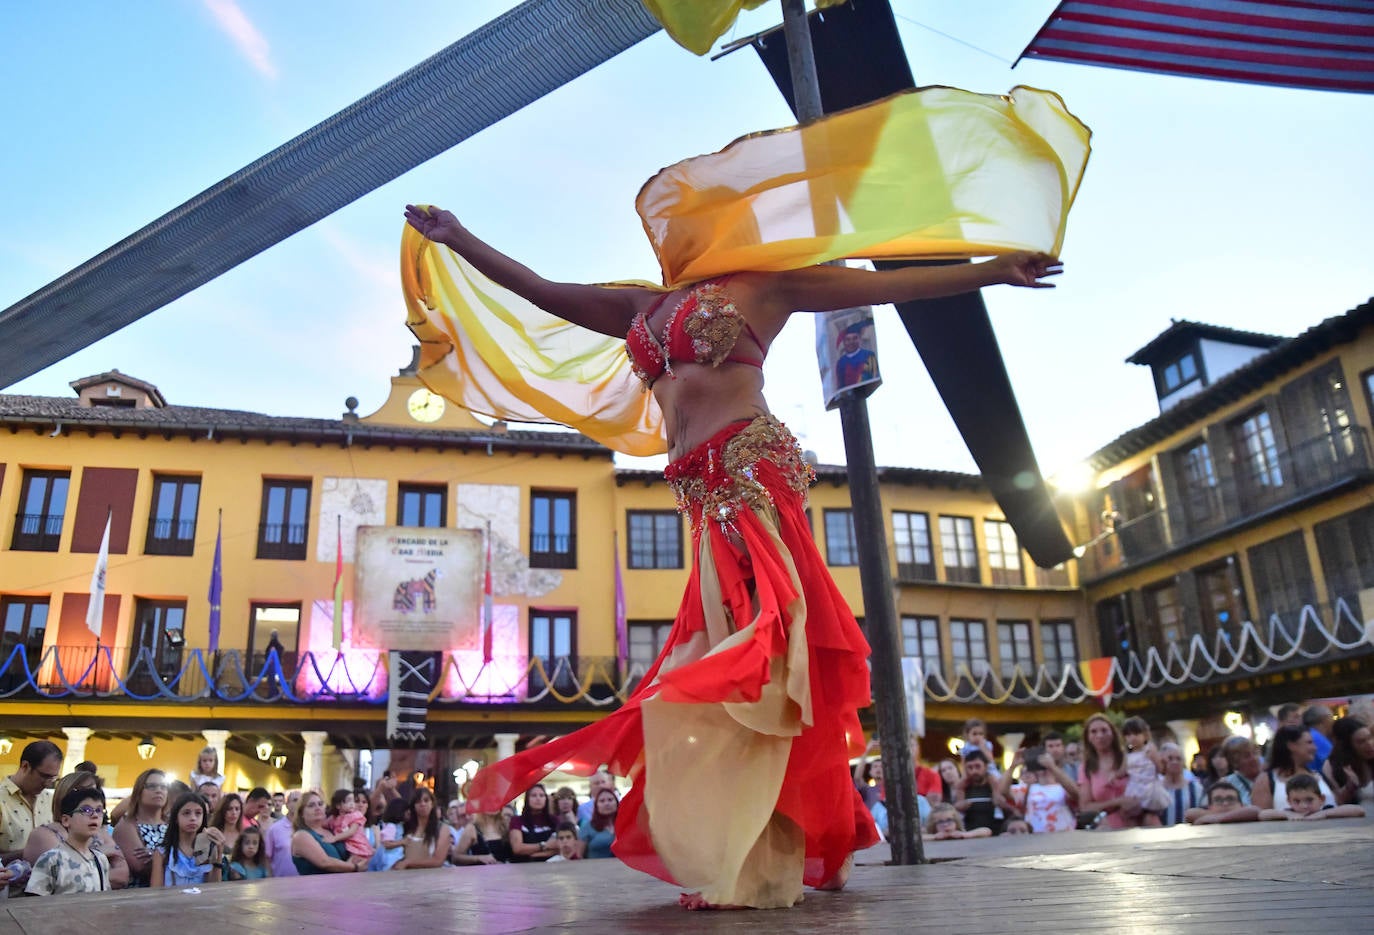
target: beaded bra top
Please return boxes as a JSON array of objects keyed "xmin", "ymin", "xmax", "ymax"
[{"xmin": 626, "ymin": 277, "xmax": 764, "ymax": 388}]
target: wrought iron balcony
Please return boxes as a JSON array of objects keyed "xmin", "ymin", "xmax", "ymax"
[
  {"xmin": 1080, "ymin": 424, "xmax": 1372, "ymax": 580},
  {"xmin": 0, "ymin": 644, "xmax": 633, "ymax": 706},
  {"xmin": 10, "ymin": 512, "xmax": 63, "ymax": 551},
  {"xmin": 1100, "ymin": 599, "xmax": 1373, "ymax": 698}
]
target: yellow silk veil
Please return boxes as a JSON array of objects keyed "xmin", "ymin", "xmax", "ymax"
[
  {"xmin": 401, "ymin": 85, "xmax": 1091, "ymax": 456},
  {"xmin": 640, "ymin": 0, "xmax": 850, "ymax": 56}
]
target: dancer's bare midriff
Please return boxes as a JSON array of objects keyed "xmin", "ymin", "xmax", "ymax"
[{"xmin": 655, "ymin": 362, "xmax": 770, "ymax": 461}]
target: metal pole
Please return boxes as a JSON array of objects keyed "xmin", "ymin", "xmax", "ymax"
[{"xmin": 779, "ymin": 0, "xmax": 922, "ymax": 865}]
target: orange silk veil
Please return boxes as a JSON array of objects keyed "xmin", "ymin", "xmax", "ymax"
[{"xmin": 400, "ymin": 85, "xmax": 1091, "ymax": 455}]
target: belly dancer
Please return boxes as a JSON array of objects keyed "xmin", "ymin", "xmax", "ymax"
[{"xmin": 403, "ymin": 201, "xmax": 1059, "ymax": 909}]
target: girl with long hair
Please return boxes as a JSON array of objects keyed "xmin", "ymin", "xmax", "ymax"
[
  {"xmin": 1077, "ymin": 714, "xmax": 1139, "ymax": 830},
  {"xmin": 151, "ymin": 793, "xmax": 224, "ymax": 887},
  {"xmin": 227, "ymin": 824, "xmax": 271, "ymax": 880},
  {"xmin": 190, "ymin": 747, "xmax": 224, "ymax": 789},
  {"xmin": 579, "ymin": 788, "xmax": 619, "ymax": 859},
  {"xmin": 1328, "ymin": 716, "xmax": 1374, "ymax": 806},
  {"xmin": 112, "ymin": 768, "xmax": 169, "ymax": 887},
  {"xmin": 1252, "ymin": 725, "xmax": 1336, "ymax": 810},
  {"xmin": 507, "ymin": 783, "xmax": 556, "ymax": 863},
  {"xmin": 394, "ymin": 787, "xmax": 448, "ymax": 870},
  {"xmin": 452, "ymin": 809, "xmax": 511, "ymax": 866},
  {"xmin": 209, "ymin": 793, "xmax": 243, "ymax": 856}
]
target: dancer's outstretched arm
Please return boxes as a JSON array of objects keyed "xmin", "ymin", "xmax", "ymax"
[
  {"xmin": 405, "ymin": 205, "xmax": 648, "ymax": 338},
  {"xmin": 765, "ymin": 253, "xmax": 1062, "ymax": 317}
]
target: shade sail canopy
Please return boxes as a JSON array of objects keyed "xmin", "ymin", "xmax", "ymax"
[{"xmin": 1018, "ymin": 0, "xmax": 1374, "ymax": 95}]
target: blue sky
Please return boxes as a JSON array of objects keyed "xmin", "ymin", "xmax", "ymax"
[{"xmin": 2, "ymin": 1, "xmax": 1371, "ymax": 476}]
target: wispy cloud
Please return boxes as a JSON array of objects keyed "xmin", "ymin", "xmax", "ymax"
[
  {"xmin": 203, "ymin": 0, "xmax": 278, "ymax": 79},
  {"xmin": 315, "ymin": 222, "xmax": 395, "ymax": 292}
]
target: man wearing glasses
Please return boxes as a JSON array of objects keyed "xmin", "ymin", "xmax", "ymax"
[{"xmin": 1, "ymin": 740, "xmax": 62, "ymax": 894}]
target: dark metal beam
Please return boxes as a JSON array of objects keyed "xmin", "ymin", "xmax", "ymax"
[
  {"xmin": 752, "ymin": 0, "xmax": 1074, "ymax": 568},
  {"xmin": 779, "ymin": 0, "xmax": 921, "ymax": 866}
]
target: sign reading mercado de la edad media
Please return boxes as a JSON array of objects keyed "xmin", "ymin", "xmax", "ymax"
[{"xmin": 353, "ymin": 526, "xmax": 483, "ymax": 652}]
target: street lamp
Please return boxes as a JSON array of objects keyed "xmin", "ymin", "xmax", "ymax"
[
  {"xmin": 256, "ymin": 741, "xmax": 274, "ymax": 761},
  {"xmin": 137, "ymin": 736, "xmax": 157, "ymax": 760}
]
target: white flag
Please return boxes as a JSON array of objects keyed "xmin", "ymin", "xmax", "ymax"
[
  {"xmin": 901, "ymin": 657, "xmax": 926, "ymax": 740},
  {"xmin": 86, "ymin": 513, "xmax": 111, "ymax": 639}
]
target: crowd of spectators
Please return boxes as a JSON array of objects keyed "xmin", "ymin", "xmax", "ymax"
[
  {"xmin": 1, "ymin": 702, "xmax": 1370, "ymax": 898},
  {"xmin": 853, "ymin": 703, "xmax": 1372, "ymax": 842},
  {"xmin": 0, "ymin": 744, "xmax": 626, "ymax": 899}
]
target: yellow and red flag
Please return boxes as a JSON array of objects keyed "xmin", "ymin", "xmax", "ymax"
[{"xmin": 1078, "ymin": 657, "xmax": 1115, "ymax": 709}]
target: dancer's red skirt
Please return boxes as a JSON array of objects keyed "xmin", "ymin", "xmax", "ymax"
[{"xmin": 466, "ymin": 415, "xmax": 878, "ymax": 907}]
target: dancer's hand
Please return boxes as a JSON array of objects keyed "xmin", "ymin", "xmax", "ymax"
[
  {"xmin": 989, "ymin": 251, "xmax": 1062, "ymax": 288},
  {"xmin": 405, "ymin": 204, "xmax": 464, "ymax": 245}
]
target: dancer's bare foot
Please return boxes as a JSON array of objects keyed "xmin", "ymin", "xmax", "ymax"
[
  {"xmin": 814, "ymin": 853, "xmax": 854, "ymax": 891},
  {"xmin": 678, "ymin": 892, "xmax": 746, "ymax": 911}
]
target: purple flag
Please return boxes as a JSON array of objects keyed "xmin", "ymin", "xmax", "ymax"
[
  {"xmin": 614, "ymin": 531, "xmax": 628, "ymax": 669},
  {"xmin": 207, "ymin": 511, "xmax": 223, "ymax": 653}
]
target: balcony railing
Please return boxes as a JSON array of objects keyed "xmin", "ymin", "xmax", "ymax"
[
  {"xmin": 1081, "ymin": 425, "xmax": 1372, "ymax": 580},
  {"xmin": 5, "ymin": 599, "xmax": 1365, "ymax": 708},
  {"xmin": 529, "ymin": 533, "xmax": 576, "ymax": 568},
  {"xmin": 257, "ymin": 523, "xmax": 308, "ymax": 560},
  {"xmin": 11, "ymin": 512, "xmax": 63, "ymax": 551},
  {"xmin": 894, "ymin": 560, "xmax": 936, "ymax": 583},
  {"xmin": 145, "ymin": 518, "xmax": 197, "ymax": 555},
  {"xmin": 0, "ymin": 644, "xmax": 631, "ymax": 706},
  {"xmin": 1100, "ymin": 599, "xmax": 1372, "ymax": 699}
]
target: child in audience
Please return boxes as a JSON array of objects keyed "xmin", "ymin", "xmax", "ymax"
[
  {"xmin": 544, "ymin": 823, "xmax": 582, "ymax": 862},
  {"xmin": 1258, "ymin": 773, "xmax": 1366, "ymax": 821},
  {"xmin": 325, "ymin": 789, "xmax": 374, "ymax": 861},
  {"xmin": 151, "ymin": 792, "xmax": 224, "ymax": 886},
  {"xmin": 1185, "ymin": 783, "xmax": 1260, "ymax": 824},
  {"xmin": 227, "ymin": 824, "xmax": 271, "ymax": 880},
  {"xmin": 962, "ymin": 718, "xmax": 999, "ymax": 774},
  {"xmin": 926, "ymin": 804, "xmax": 991, "ymax": 840},
  {"xmin": 1002, "ymin": 818, "xmax": 1032, "ymax": 835},
  {"xmin": 26, "ymin": 787, "xmax": 113, "ymax": 896},
  {"xmin": 1120, "ymin": 716, "xmax": 1168, "ymax": 826}
]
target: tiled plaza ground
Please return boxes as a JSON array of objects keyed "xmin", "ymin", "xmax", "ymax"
[{"xmin": 4, "ymin": 817, "xmax": 1371, "ymax": 933}]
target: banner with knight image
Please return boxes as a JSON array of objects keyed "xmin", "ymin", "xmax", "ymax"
[
  {"xmin": 353, "ymin": 526, "xmax": 483, "ymax": 652},
  {"xmin": 816, "ymin": 305, "xmax": 881, "ymax": 410}
]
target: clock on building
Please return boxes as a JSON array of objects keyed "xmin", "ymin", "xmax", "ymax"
[{"xmin": 407, "ymin": 388, "xmax": 446, "ymax": 423}]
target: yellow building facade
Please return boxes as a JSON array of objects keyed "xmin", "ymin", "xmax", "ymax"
[
  {"xmin": 13, "ymin": 297, "xmax": 1369, "ymax": 795},
  {"xmin": 2, "ymin": 358, "xmax": 1101, "ymax": 791},
  {"xmin": 1065, "ymin": 298, "xmax": 1374, "ymax": 752}
]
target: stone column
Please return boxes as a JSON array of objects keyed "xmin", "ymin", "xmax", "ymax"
[
  {"xmin": 494, "ymin": 733, "xmax": 519, "ymax": 761},
  {"xmin": 61, "ymin": 726, "xmax": 93, "ymax": 775},
  {"xmin": 338, "ymin": 748, "xmax": 359, "ymax": 790},
  {"xmin": 201, "ymin": 728, "xmax": 230, "ymax": 778},
  {"xmin": 998, "ymin": 732, "xmax": 1025, "ymax": 773},
  {"xmin": 300, "ymin": 731, "xmax": 329, "ymax": 793},
  {"xmin": 1167, "ymin": 719, "xmax": 1200, "ymax": 761}
]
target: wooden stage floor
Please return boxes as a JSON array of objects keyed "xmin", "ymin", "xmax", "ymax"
[{"xmin": 4, "ymin": 817, "xmax": 1372, "ymax": 933}]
